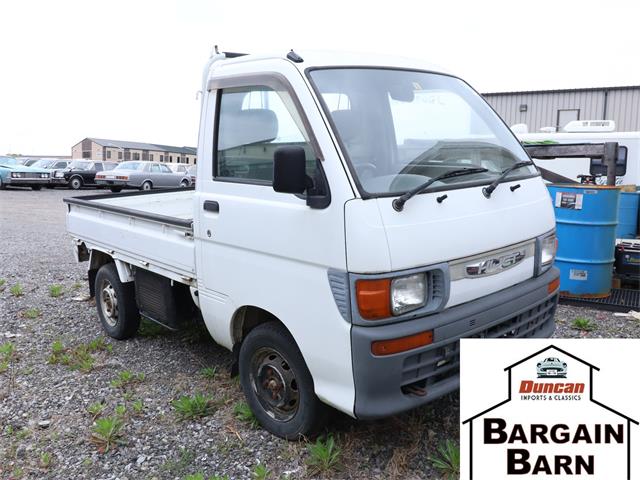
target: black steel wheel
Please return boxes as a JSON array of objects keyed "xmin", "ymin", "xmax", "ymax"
[
  {"xmin": 239, "ymin": 322, "xmax": 327, "ymax": 439},
  {"xmin": 94, "ymin": 263, "xmax": 139, "ymax": 339}
]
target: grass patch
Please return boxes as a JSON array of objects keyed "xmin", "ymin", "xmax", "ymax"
[
  {"xmin": 48, "ymin": 284, "xmax": 64, "ymax": 297},
  {"xmin": 72, "ymin": 282, "xmax": 83, "ymax": 290},
  {"xmin": 110, "ymin": 370, "xmax": 145, "ymax": 389},
  {"xmin": 9, "ymin": 283, "xmax": 24, "ymax": 297},
  {"xmin": 90, "ymin": 416, "xmax": 125, "ymax": 453},
  {"xmin": 132, "ymin": 399, "xmax": 144, "ymax": 414},
  {"xmin": 22, "ymin": 308, "xmax": 41, "ymax": 319},
  {"xmin": 252, "ymin": 464, "xmax": 271, "ymax": 480},
  {"xmin": 48, "ymin": 337, "xmax": 110, "ymax": 373},
  {"xmin": 306, "ymin": 434, "xmax": 341, "ymax": 475},
  {"xmin": 0, "ymin": 342, "xmax": 17, "ymax": 373},
  {"xmin": 161, "ymin": 447, "xmax": 196, "ymax": 476},
  {"xmin": 39, "ymin": 451, "xmax": 53, "ymax": 469},
  {"xmin": 233, "ymin": 401, "xmax": 259, "ymax": 428},
  {"xmin": 172, "ymin": 393, "xmax": 217, "ymax": 420},
  {"xmin": 0, "ymin": 279, "xmax": 6, "ymax": 290},
  {"xmin": 87, "ymin": 402, "xmax": 106, "ymax": 420},
  {"xmin": 572, "ymin": 317, "xmax": 596, "ymax": 332},
  {"xmin": 200, "ymin": 366, "xmax": 217, "ymax": 379},
  {"xmin": 429, "ymin": 439, "xmax": 460, "ymax": 479}
]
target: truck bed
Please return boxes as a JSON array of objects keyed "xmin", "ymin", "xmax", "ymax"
[{"xmin": 64, "ymin": 189, "xmax": 196, "ymax": 285}]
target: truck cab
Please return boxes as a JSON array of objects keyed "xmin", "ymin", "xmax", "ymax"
[{"xmin": 66, "ymin": 49, "xmax": 560, "ymax": 439}]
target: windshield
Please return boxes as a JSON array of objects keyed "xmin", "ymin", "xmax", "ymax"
[
  {"xmin": 69, "ymin": 160, "xmax": 93, "ymax": 170},
  {"xmin": 309, "ymin": 68, "xmax": 536, "ymax": 196},
  {"xmin": 0, "ymin": 157, "xmax": 19, "ymax": 166},
  {"xmin": 115, "ymin": 161, "xmax": 144, "ymax": 171},
  {"xmin": 32, "ymin": 159, "xmax": 53, "ymax": 168}
]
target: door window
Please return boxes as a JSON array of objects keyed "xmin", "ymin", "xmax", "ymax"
[
  {"xmin": 150, "ymin": 164, "xmax": 160, "ymax": 173},
  {"xmin": 215, "ymin": 86, "xmax": 317, "ymax": 183},
  {"xmin": 160, "ymin": 164, "xmax": 172, "ymax": 173}
]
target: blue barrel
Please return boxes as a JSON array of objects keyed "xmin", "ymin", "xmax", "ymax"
[
  {"xmin": 547, "ymin": 185, "xmax": 620, "ymax": 297},
  {"xmin": 615, "ymin": 191, "xmax": 639, "ymax": 239}
]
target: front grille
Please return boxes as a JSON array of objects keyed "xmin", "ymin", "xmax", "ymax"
[
  {"xmin": 20, "ymin": 172, "xmax": 46, "ymax": 179},
  {"xmin": 400, "ymin": 294, "xmax": 558, "ymax": 393}
]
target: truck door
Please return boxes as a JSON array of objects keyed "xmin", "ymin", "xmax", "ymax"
[{"xmin": 193, "ymin": 64, "xmax": 354, "ymax": 412}]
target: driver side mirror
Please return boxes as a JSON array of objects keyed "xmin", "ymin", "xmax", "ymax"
[{"xmin": 273, "ymin": 146, "xmax": 307, "ymax": 194}]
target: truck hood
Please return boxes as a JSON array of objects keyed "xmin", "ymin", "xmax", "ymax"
[{"xmin": 344, "ymin": 177, "xmax": 556, "ymax": 307}]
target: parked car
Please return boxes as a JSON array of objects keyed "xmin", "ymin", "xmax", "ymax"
[
  {"xmin": 0, "ymin": 156, "xmax": 51, "ymax": 190},
  {"xmin": 169, "ymin": 164, "xmax": 191, "ymax": 174},
  {"xmin": 186, "ymin": 165, "xmax": 196, "ymax": 187},
  {"xmin": 30, "ymin": 159, "xmax": 72, "ymax": 188},
  {"xmin": 95, "ymin": 161, "xmax": 191, "ymax": 192},
  {"xmin": 53, "ymin": 160, "xmax": 117, "ymax": 189},
  {"xmin": 65, "ymin": 49, "xmax": 560, "ymax": 439},
  {"xmin": 537, "ymin": 357, "xmax": 567, "ymax": 378}
]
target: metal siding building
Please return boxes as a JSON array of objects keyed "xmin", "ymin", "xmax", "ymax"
[{"xmin": 483, "ymin": 86, "xmax": 640, "ymax": 132}]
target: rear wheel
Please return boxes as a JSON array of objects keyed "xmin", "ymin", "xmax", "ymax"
[
  {"xmin": 239, "ymin": 322, "xmax": 327, "ymax": 439},
  {"xmin": 31, "ymin": 185, "xmax": 42, "ymax": 191},
  {"xmin": 94, "ymin": 263, "xmax": 139, "ymax": 339},
  {"xmin": 179, "ymin": 180, "xmax": 189, "ymax": 188},
  {"xmin": 110, "ymin": 187, "xmax": 123, "ymax": 193},
  {"xmin": 69, "ymin": 177, "xmax": 83, "ymax": 190},
  {"xmin": 140, "ymin": 181, "xmax": 152, "ymax": 191}
]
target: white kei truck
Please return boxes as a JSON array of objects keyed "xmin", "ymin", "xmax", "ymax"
[{"xmin": 65, "ymin": 49, "xmax": 560, "ymax": 439}]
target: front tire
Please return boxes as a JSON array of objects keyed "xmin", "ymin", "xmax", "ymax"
[
  {"xmin": 94, "ymin": 263, "xmax": 139, "ymax": 339},
  {"xmin": 69, "ymin": 177, "xmax": 83, "ymax": 190},
  {"xmin": 110, "ymin": 187, "xmax": 123, "ymax": 193},
  {"xmin": 239, "ymin": 322, "xmax": 327, "ymax": 439}
]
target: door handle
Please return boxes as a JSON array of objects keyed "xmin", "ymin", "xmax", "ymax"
[{"xmin": 203, "ymin": 200, "xmax": 219, "ymax": 213}]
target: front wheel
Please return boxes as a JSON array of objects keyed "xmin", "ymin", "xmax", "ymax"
[
  {"xmin": 179, "ymin": 180, "xmax": 189, "ymax": 188},
  {"xmin": 140, "ymin": 181, "xmax": 152, "ymax": 191},
  {"xmin": 94, "ymin": 263, "xmax": 140, "ymax": 339},
  {"xmin": 239, "ymin": 322, "xmax": 327, "ymax": 439}
]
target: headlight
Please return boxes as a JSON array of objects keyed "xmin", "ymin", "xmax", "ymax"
[
  {"xmin": 356, "ymin": 273, "xmax": 427, "ymax": 320},
  {"xmin": 11, "ymin": 172, "xmax": 22, "ymax": 178},
  {"xmin": 41, "ymin": 173, "xmax": 49, "ymax": 178},
  {"xmin": 55, "ymin": 171, "xmax": 64, "ymax": 178},
  {"xmin": 536, "ymin": 232, "xmax": 557, "ymax": 275},
  {"xmin": 391, "ymin": 273, "xmax": 427, "ymax": 315}
]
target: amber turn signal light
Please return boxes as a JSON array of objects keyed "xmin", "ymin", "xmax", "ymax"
[
  {"xmin": 548, "ymin": 277, "xmax": 560, "ymax": 294},
  {"xmin": 356, "ymin": 278, "xmax": 392, "ymax": 320},
  {"xmin": 371, "ymin": 331, "xmax": 433, "ymax": 356}
]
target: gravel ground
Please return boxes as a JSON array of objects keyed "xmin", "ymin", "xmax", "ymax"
[{"xmin": 1, "ymin": 187, "xmax": 638, "ymax": 480}]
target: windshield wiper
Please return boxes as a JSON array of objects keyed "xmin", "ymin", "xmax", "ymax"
[
  {"xmin": 482, "ymin": 160, "xmax": 536, "ymax": 198},
  {"xmin": 392, "ymin": 167, "xmax": 489, "ymax": 212}
]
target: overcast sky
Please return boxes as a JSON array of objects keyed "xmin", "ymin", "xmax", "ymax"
[{"xmin": 1, "ymin": 0, "xmax": 639, "ymax": 155}]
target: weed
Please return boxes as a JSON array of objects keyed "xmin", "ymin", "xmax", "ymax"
[
  {"xmin": 132, "ymin": 399, "xmax": 144, "ymax": 414},
  {"xmin": 172, "ymin": 393, "xmax": 217, "ymax": 420},
  {"xmin": 0, "ymin": 342, "xmax": 15, "ymax": 359},
  {"xmin": 0, "ymin": 278, "xmax": 5, "ymax": 289},
  {"xmin": 82, "ymin": 458, "xmax": 93, "ymax": 467},
  {"xmin": 233, "ymin": 401, "xmax": 259, "ymax": 428},
  {"xmin": 87, "ymin": 402, "xmax": 105, "ymax": 420},
  {"xmin": 110, "ymin": 370, "xmax": 145, "ymax": 389},
  {"xmin": 306, "ymin": 435, "xmax": 341, "ymax": 474},
  {"xmin": 48, "ymin": 338, "xmax": 108, "ymax": 372},
  {"xmin": 22, "ymin": 308, "xmax": 40, "ymax": 319},
  {"xmin": 48, "ymin": 284, "xmax": 64, "ymax": 297},
  {"xmin": 90, "ymin": 416, "xmax": 125, "ymax": 453},
  {"xmin": 9, "ymin": 284, "xmax": 23, "ymax": 297},
  {"xmin": 138, "ymin": 319, "xmax": 167, "ymax": 337},
  {"xmin": 161, "ymin": 447, "xmax": 196, "ymax": 476},
  {"xmin": 114, "ymin": 404, "xmax": 127, "ymax": 416},
  {"xmin": 572, "ymin": 317, "xmax": 596, "ymax": 332},
  {"xmin": 51, "ymin": 340, "xmax": 64, "ymax": 355},
  {"xmin": 183, "ymin": 474, "xmax": 206, "ymax": 480},
  {"xmin": 72, "ymin": 282, "xmax": 83, "ymax": 290},
  {"xmin": 11, "ymin": 467, "xmax": 23, "ymax": 478},
  {"xmin": 200, "ymin": 367, "xmax": 217, "ymax": 379},
  {"xmin": 252, "ymin": 464, "xmax": 271, "ymax": 480},
  {"xmin": 39, "ymin": 451, "xmax": 53, "ymax": 468},
  {"xmin": 429, "ymin": 439, "xmax": 460, "ymax": 480},
  {"xmin": 87, "ymin": 337, "xmax": 109, "ymax": 352},
  {"xmin": 0, "ymin": 360, "xmax": 8, "ymax": 373}
]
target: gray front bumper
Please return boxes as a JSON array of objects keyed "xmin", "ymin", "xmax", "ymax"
[
  {"xmin": 351, "ymin": 267, "xmax": 559, "ymax": 419},
  {"xmin": 6, "ymin": 178, "xmax": 50, "ymax": 186}
]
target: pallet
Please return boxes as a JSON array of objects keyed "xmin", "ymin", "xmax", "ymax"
[{"xmin": 560, "ymin": 288, "xmax": 640, "ymax": 312}]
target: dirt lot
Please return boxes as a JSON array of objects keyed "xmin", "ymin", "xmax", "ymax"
[{"xmin": 1, "ymin": 188, "xmax": 638, "ymax": 480}]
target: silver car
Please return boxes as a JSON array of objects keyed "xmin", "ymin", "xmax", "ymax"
[
  {"xmin": 95, "ymin": 161, "xmax": 191, "ymax": 192},
  {"xmin": 536, "ymin": 357, "xmax": 567, "ymax": 378}
]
